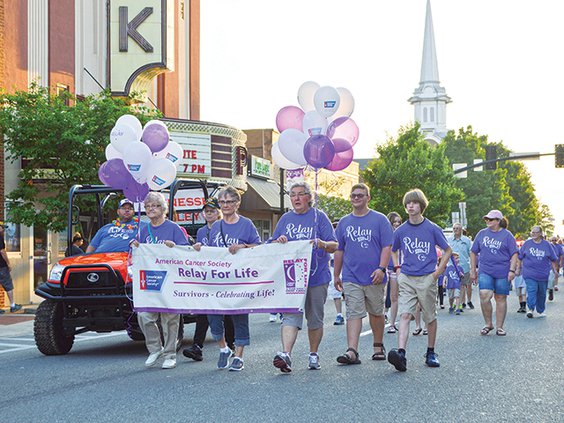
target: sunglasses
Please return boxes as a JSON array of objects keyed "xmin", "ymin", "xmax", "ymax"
[
  {"xmin": 484, "ymin": 218, "xmax": 498, "ymax": 222},
  {"xmin": 350, "ymin": 193, "xmax": 366, "ymax": 199}
]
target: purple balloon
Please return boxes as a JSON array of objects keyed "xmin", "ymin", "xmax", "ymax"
[
  {"xmin": 276, "ymin": 106, "xmax": 305, "ymax": 133},
  {"xmin": 100, "ymin": 158, "xmax": 132, "ymax": 189},
  {"xmin": 325, "ymin": 140, "xmax": 354, "ymax": 171},
  {"xmin": 331, "ymin": 138, "xmax": 353, "ymax": 153},
  {"xmin": 303, "ymin": 135, "xmax": 335, "ymax": 169},
  {"xmin": 142, "ymin": 124, "xmax": 170, "ymax": 153},
  {"xmin": 123, "ymin": 180, "xmax": 149, "ymax": 203},
  {"xmin": 98, "ymin": 162, "xmax": 110, "ymax": 185},
  {"xmin": 327, "ymin": 117, "xmax": 359, "ymax": 147}
]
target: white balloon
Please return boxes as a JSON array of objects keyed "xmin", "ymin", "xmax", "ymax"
[
  {"xmin": 297, "ymin": 81, "xmax": 320, "ymax": 112},
  {"xmin": 277, "ymin": 129, "xmax": 308, "ymax": 166},
  {"xmin": 143, "ymin": 119, "xmax": 167, "ymax": 130},
  {"xmin": 271, "ymin": 142, "xmax": 302, "ymax": 170},
  {"xmin": 313, "ymin": 86, "xmax": 341, "ymax": 118},
  {"xmin": 330, "ymin": 87, "xmax": 355, "ymax": 120},
  {"xmin": 110, "ymin": 123, "xmax": 138, "ymax": 153},
  {"xmin": 154, "ymin": 141, "xmax": 184, "ymax": 163},
  {"xmin": 123, "ymin": 142, "xmax": 152, "ymax": 183},
  {"xmin": 302, "ymin": 110, "xmax": 328, "ymax": 137},
  {"xmin": 116, "ymin": 114, "xmax": 143, "ymax": 140},
  {"xmin": 105, "ymin": 143, "xmax": 123, "ymax": 160},
  {"xmin": 146, "ymin": 158, "xmax": 177, "ymax": 191}
]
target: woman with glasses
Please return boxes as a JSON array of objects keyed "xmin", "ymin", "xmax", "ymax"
[
  {"xmin": 385, "ymin": 212, "xmax": 402, "ymax": 334},
  {"xmin": 516, "ymin": 226, "xmax": 558, "ymax": 318},
  {"xmin": 193, "ymin": 186, "xmax": 260, "ymax": 371},
  {"xmin": 133, "ymin": 192, "xmax": 190, "ymax": 369},
  {"xmin": 470, "ymin": 210, "xmax": 518, "ymax": 336},
  {"xmin": 270, "ymin": 182, "xmax": 337, "ymax": 373}
]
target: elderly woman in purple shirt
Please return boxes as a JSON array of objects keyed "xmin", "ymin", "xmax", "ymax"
[{"xmin": 470, "ymin": 210, "xmax": 518, "ymax": 336}]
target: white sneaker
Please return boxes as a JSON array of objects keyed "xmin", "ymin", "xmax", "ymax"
[
  {"xmin": 537, "ymin": 312, "xmax": 547, "ymax": 318},
  {"xmin": 162, "ymin": 357, "xmax": 177, "ymax": 369},
  {"xmin": 526, "ymin": 310, "xmax": 534, "ymax": 318},
  {"xmin": 269, "ymin": 314, "xmax": 277, "ymax": 323},
  {"xmin": 145, "ymin": 350, "xmax": 163, "ymax": 367}
]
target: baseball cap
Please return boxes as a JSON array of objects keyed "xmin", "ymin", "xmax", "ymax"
[
  {"xmin": 483, "ymin": 210, "xmax": 503, "ymax": 220},
  {"xmin": 119, "ymin": 199, "xmax": 135, "ymax": 208},
  {"xmin": 203, "ymin": 198, "xmax": 220, "ymax": 210}
]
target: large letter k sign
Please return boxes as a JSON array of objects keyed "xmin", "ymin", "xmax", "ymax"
[{"xmin": 119, "ymin": 6, "xmax": 154, "ymax": 53}]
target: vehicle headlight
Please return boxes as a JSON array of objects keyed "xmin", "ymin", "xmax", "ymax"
[{"xmin": 49, "ymin": 263, "xmax": 65, "ymax": 281}]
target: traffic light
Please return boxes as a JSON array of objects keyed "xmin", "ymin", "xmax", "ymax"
[
  {"xmin": 556, "ymin": 144, "xmax": 564, "ymax": 168},
  {"xmin": 485, "ymin": 145, "xmax": 497, "ymax": 170}
]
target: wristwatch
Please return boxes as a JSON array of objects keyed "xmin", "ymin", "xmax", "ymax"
[{"xmin": 377, "ymin": 266, "xmax": 386, "ymax": 273}]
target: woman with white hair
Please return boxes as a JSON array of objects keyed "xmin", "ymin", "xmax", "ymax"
[
  {"xmin": 133, "ymin": 192, "xmax": 190, "ymax": 369},
  {"xmin": 516, "ymin": 226, "xmax": 559, "ymax": 318}
]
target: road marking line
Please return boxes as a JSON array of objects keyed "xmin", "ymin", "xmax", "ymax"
[
  {"xmin": 0, "ymin": 346, "xmax": 35, "ymax": 354},
  {"xmin": 360, "ymin": 323, "xmax": 391, "ymax": 337}
]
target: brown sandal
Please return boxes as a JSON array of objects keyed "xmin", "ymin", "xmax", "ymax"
[
  {"xmin": 337, "ymin": 347, "xmax": 361, "ymax": 365},
  {"xmin": 480, "ymin": 326, "xmax": 494, "ymax": 335},
  {"xmin": 371, "ymin": 343, "xmax": 387, "ymax": 360}
]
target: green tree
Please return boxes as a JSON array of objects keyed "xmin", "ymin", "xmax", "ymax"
[
  {"xmin": 539, "ymin": 204, "xmax": 555, "ymax": 236},
  {"xmin": 316, "ymin": 194, "xmax": 351, "ymax": 222},
  {"xmin": 362, "ymin": 123, "xmax": 463, "ymax": 226},
  {"xmin": 0, "ymin": 84, "xmax": 160, "ymax": 231}
]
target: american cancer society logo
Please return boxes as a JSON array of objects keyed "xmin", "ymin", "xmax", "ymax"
[
  {"xmin": 139, "ymin": 270, "xmax": 168, "ymax": 292},
  {"xmin": 283, "ymin": 258, "xmax": 308, "ymax": 294}
]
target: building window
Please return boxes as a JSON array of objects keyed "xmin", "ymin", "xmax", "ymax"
[
  {"xmin": 423, "ymin": 107, "xmax": 428, "ymax": 122},
  {"xmin": 253, "ymin": 220, "xmax": 271, "ymax": 242},
  {"xmin": 56, "ymin": 83, "xmax": 70, "ymax": 106},
  {"xmin": 430, "ymin": 107, "xmax": 435, "ymax": 122}
]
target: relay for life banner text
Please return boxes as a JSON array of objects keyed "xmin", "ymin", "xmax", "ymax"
[{"xmin": 132, "ymin": 241, "xmax": 312, "ymax": 314}]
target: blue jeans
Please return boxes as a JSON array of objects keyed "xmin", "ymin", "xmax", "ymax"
[
  {"xmin": 524, "ymin": 278, "xmax": 548, "ymax": 313},
  {"xmin": 478, "ymin": 273, "xmax": 510, "ymax": 295},
  {"xmin": 207, "ymin": 314, "xmax": 250, "ymax": 346}
]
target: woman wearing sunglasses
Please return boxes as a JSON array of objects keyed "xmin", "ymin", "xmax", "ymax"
[{"xmin": 470, "ymin": 210, "xmax": 518, "ymax": 336}]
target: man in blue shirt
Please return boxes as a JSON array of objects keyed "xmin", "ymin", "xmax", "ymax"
[
  {"xmin": 86, "ymin": 199, "xmax": 141, "ymax": 253},
  {"xmin": 448, "ymin": 223, "xmax": 473, "ymax": 310}
]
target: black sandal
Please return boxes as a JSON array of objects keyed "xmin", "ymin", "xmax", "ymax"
[
  {"xmin": 336, "ymin": 347, "xmax": 361, "ymax": 365},
  {"xmin": 371, "ymin": 343, "xmax": 387, "ymax": 360}
]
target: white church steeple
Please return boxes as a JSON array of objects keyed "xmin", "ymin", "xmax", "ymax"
[{"xmin": 408, "ymin": 0, "xmax": 451, "ymax": 144}]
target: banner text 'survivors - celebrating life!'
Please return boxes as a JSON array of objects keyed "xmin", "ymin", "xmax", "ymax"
[{"xmin": 132, "ymin": 241, "xmax": 313, "ymax": 314}]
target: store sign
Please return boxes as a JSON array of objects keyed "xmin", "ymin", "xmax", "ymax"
[
  {"xmin": 162, "ymin": 188, "xmax": 206, "ymax": 225},
  {"xmin": 108, "ymin": 0, "xmax": 174, "ymax": 97},
  {"xmin": 250, "ymin": 156, "xmax": 272, "ymax": 179},
  {"xmin": 169, "ymin": 132, "xmax": 212, "ymax": 176}
]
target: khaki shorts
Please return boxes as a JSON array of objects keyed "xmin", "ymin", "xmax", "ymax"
[
  {"xmin": 282, "ymin": 284, "xmax": 328, "ymax": 330},
  {"xmin": 343, "ymin": 282, "xmax": 385, "ymax": 320},
  {"xmin": 398, "ymin": 272, "xmax": 437, "ymax": 324},
  {"xmin": 460, "ymin": 272, "xmax": 471, "ymax": 286}
]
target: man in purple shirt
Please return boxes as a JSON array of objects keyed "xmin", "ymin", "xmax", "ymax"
[
  {"xmin": 334, "ymin": 183, "xmax": 393, "ymax": 365},
  {"xmin": 387, "ymin": 189, "xmax": 452, "ymax": 372},
  {"xmin": 271, "ymin": 182, "xmax": 337, "ymax": 373}
]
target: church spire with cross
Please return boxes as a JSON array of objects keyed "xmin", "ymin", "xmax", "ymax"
[{"xmin": 408, "ymin": 0, "xmax": 451, "ymax": 144}]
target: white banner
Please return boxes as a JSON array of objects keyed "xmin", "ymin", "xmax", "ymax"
[{"xmin": 132, "ymin": 241, "xmax": 312, "ymax": 314}]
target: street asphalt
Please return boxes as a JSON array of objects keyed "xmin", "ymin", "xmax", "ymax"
[{"xmin": 0, "ymin": 287, "xmax": 563, "ymax": 422}]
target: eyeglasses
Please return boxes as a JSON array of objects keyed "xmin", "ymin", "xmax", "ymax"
[
  {"xmin": 289, "ymin": 192, "xmax": 309, "ymax": 198},
  {"xmin": 484, "ymin": 218, "xmax": 496, "ymax": 222},
  {"xmin": 218, "ymin": 200, "xmax": 237, "ymax": 206},
  {"xmin": 350, "ymin": 193, "xmax": 366, "ymax": 199},
  {"xmin": 145, "ymin": 204, "xmax": 162, "ymax": 210}
]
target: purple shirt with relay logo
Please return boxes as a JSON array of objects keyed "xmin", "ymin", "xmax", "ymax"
[
  {"xmin": 519, "ymin": 239, "xmax": 557, "ymax": 281},
  {"xmin": 208, "ymin": 217, "xmax": 261, "ymax": 248},
  {"xmin": 271, "ymin": 207, "xmax": 336, "ymax": 287},
  {"xmin": 471, "ymin": 228, "xmax": 518, "ymax": 279},
  {"xmin": 336, "ymin": 210, "xmax": 393, "ymax": 285},
  {"xmin": 139, "ymin": 220, "xmax": 189, "ymax": 246},
  {"xmin": 392, "ymin": 218, "xmax": 450, "ymax": 276}
]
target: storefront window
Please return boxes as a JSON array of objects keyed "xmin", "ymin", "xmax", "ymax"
[
  {"xmin": 5, "ymin": 223, "xmax": 21, "ymax": 252},
  {"xmin": 253, "ymin": 220, "xmax": 271, "ymax": 242}
]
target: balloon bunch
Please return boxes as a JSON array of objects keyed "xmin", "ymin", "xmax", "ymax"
[
  {"xmin": 272, "ymin": 81, "xmax": 359, "ymax": 171},
  {"xmin": 98, "ymin": 115, "xmax": 183, "ymax": 201}
]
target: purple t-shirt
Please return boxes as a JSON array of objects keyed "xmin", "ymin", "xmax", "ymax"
[
  {"xmin": 550, "ymin": 243, "xmax": 563, "ymax": 261},
  {"xmin": 271, "ymin": 208, "xmax": 336, "ymax": 287},
  {"xmin": 392, "ymin": 218, "xmax": 450, "ymax": 276},
  {"xmin": 336, "ymin": 210, "xmax": 393, "ymax": 285},
  {"xmin": 471, "ymin": 228, "xmax": 518, "ymax": 278},
  {"xmin": 518, "ymin": 239, "xmax": 557, "ymax": 281},
  {"xmin": 196, "ymin": 225, "xmax": 213, "ymax": 246},
  {"xmin": 445, "ymin": 259, "xmax": 461, "ymax": 290},
  {"xmin": 139, "ymin": 219, "xmax": 189, "ymax": 245},
  {"xmin": 208, "ymin": 217, "xmax": 261, "ymax": 247},
  {"xmin": 139, "ymin": 220, "xmax": 189, "ymax": 245}
]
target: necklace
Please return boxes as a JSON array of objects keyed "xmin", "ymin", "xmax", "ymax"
[{"xmin": 112, "ymin": 216, "xmax": 139, "ymax": 230}]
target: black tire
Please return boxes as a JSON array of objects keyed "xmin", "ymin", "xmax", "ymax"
[
  {"xmin": 34, "ymin": 300, "xmax": 75, "ymax": 355},
  {"xmin": 124, "ymin": 312, "xmax": 145, "ymax": 341},
  {"xmin": 176, "ymin": 320, "xmax": 184, "ymax": 352}
]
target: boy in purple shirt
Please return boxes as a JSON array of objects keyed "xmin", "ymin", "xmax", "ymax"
[
  {"xmin": 517, "ymin": 226, "xmax": 558, "ymax": 318},
  {"xmin": 470, "ymin": 210, "xmax": 518, "ymax": 337},
  {"xmin": 334, "ymin": 183, "xmax": 393, "ymax": 365},
  {"xmin": 387, "ymin": 189, "xmax": 452, "ymax": 372}
]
